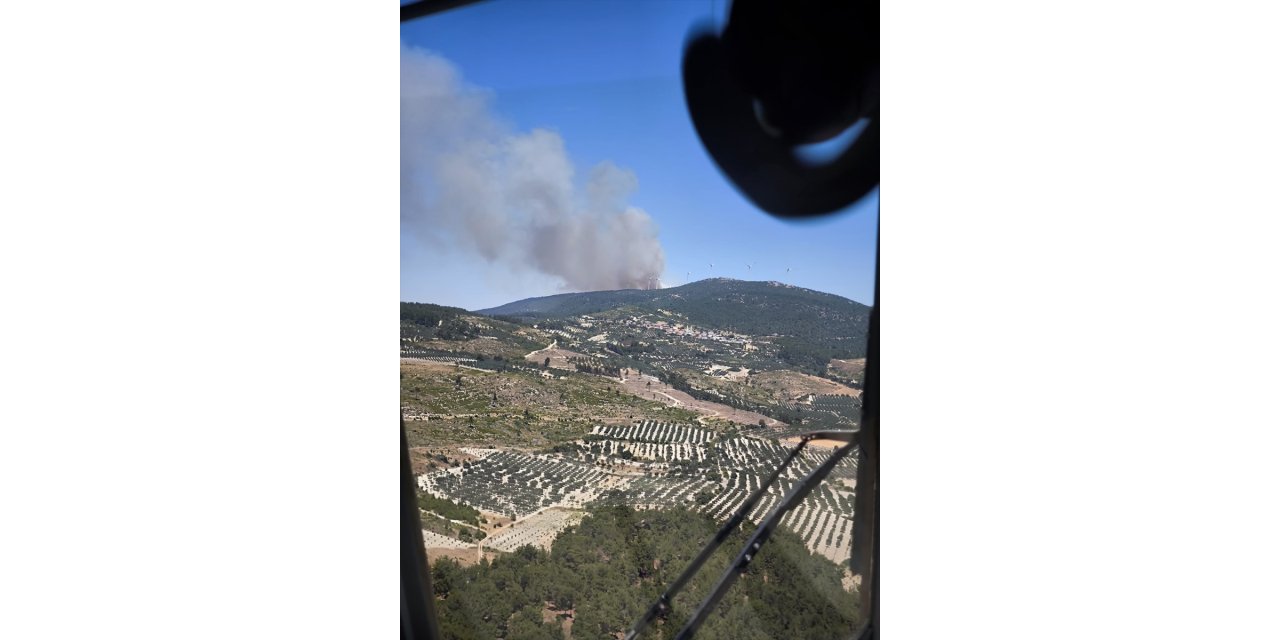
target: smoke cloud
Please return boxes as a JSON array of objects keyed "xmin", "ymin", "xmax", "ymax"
[{"xmin": 401, "ymin": 46, "xmax": 666, "ymax": 292}]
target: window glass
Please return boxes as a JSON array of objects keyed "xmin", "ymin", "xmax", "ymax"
[{"xmin": 402, "ymin": 2, "xmax": 877, "ymax": 637}]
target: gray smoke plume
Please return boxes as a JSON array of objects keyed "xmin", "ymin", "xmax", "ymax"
[{"xmin": 401, "ymin": 45, "xmax": 666, "ymax": 291}]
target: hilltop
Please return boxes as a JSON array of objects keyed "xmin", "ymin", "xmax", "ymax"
[
  {"xmin": 400, "ymin": 301, "xmax": 552, "ymax": 361},
  {"xmin": 476, "ymin": 278, "xmax": 871, "ymax": 358}
]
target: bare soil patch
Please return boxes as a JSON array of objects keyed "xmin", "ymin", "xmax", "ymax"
[
  {"xmin": 425, "ymin": 546, "xmax": 499, "ymax": 567},
  {"xmin": 479, "ymin": 511, "xmax": 516, "ymax": 535},
  {"xmin": 409, "ymin": 447, "xmax": 435, "ymax": 475},
  {"xmin": 782, "ymin": 437, "xmax": 850, "ymax": 450},
  {"xmin": 618, "ymin": 370, "xmax": 782, "ymax": 427},
  {"xmin": 828, "ymin": 358, "xmax": 866, "ymax": 380},
  {"xmin": 409, "ymin": 445, "xmax": 483, "ymax": 475},
  {"xmin": 752, "ymin": 369, "xmax": 861, "ymax": 402},
  {"xmin": 523, "ymin": 344, "xmax": 589, "ymax": 371},
  {"xmin": 400, "ymin": 358, "xmax": 459, "ymax": 373}
]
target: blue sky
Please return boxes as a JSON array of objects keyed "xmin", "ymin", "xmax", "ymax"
[{"xmin": 401, "ymin": 0, "xmax": 878, "ymax": 310}]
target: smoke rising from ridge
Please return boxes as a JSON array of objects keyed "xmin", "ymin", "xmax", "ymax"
[{"xmin": 401, "ymin": 46, "xmax": 666, "ymax": 292}]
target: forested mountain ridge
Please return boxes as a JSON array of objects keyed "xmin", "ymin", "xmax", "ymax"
[{"xmin": 476, "ymin": 278, "xmax": 871, "ymax": 359}]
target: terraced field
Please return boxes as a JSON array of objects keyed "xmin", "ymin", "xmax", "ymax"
[
  {"xmin": 417, "ymin": 420, "xmax": 859, "ymax": 563},
  {"xmin": 483, "ymin": 508, "xmax": 584, "ymax": 552},
  {"xmin": 591, "ymin": 422, "xmax": 715, "ymax": 444},
  {"xmin": 420, "ymin": 450, "xmax": 619, "ymax": 518}
]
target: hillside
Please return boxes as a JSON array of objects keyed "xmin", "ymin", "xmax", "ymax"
[
  {"xmin": 430, "ymin": 505, "xmax": 859, "ymax": 640},
  {"xmin": 400, "ymin": 302, "xmax": 551, "ymax": 361},
  {"xmin": 477, "ymin": 278, "xmax": 871, "ymax": 358}
]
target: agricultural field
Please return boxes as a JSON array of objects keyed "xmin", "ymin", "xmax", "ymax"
[
  {"xmin": 403, "ymin": 281, "xmax": 869, "ymax": 617},
  {"xmin": 828, "ymin": 357, "xmax": 867, "ymax": 385},
  {"xmin": 521, "ymin": 342, "xmax": 586, "ymax": 372},
  {"xmin": 400, "ymin": 358, "xmax": 703, "ymax": 455},
  {"xmin": 617, "ymin": 369, "xmax": 782, "ymax": 427},
  {"xmin": 416, "ymin": 420, "xmax": 858, "ymax": 564},
  {"xmin": 400, "ymin": 302, "xmax": 553, "ymax": 362},
  {"xmin": 750, "ymin": 369, "xmax": 862, "ymax": 401}
]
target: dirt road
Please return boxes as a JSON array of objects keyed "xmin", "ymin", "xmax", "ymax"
[{"xmin": 524, "ymin": 341, "xmax": 591, "ymax": 371}]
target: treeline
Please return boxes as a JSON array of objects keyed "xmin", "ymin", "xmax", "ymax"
[
  {"xmin": 401, "ymin": 302, "xmax": 484, "ymax": 341},
  {"xmin": 402, "ymin": 302, "xmax": 468, "ymax": 327},
  {"xmin": 468, "ymin": 355, "xmax": 542, "ymax": 375},
  {"xmin": 567, "ymin": 356, "xmax": 622, "ymax": 378},
  {"xmin": 774, "ymin": 336, "xmax": 865, "ymax": 376},
  {"xmin": 573, "ymin": 362, "xmax": 622, "ymax": 377},
  {"xmin": 490, "ymin": 314, "xmax": 537, "ymax": 326},
  {"xmin": 400, "ymin": 348, "xmax": 467, "ymax": 359},
  {"xmin": 421, "ymin": 511, "xmax": 487, "ymax": 542},
  {"xmin": 416, "ymin": 490, "xmax": 482, "ymax": 526},
  {"xmin": 429, "ymin": 506, "xmax": 859, "ymax": 640}
]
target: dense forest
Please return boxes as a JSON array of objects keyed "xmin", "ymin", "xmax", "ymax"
[
  {"xmin": 430, "ymin": 506, "xmax": 859, "ymax": 639},
  {"xmin": 774, "ymin": 336, "xmax": 865, "ymax": 376},
  {"xmin": 402, "ymin": 302, "xmax": 470, "ymax": 327}
]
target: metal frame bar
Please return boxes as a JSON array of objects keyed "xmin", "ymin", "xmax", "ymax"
[
  {"xmin": 632, "ymin": 232, "xmax": 879, "ymax": 640},
  {"xmin": 400, "ymin": 0, "xmax": 488, "ymax": 23},
  {"xmin": 401, "ymin": 421, "xmax": 442, "ymax": 640},
  {"xmin": 673, "ymin": 436, "xmax": 860, "ymax": 639},
  {"xmin": 625, "ymin": 430, "xmax": 855, "ymax": 640},
  {"xmin": 853, "ymin": 237, "xmax": 879, "ymax": 639},
  {"xmin": 399, "ymin": 3, "xmax": 880, "ymax": 633}
]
